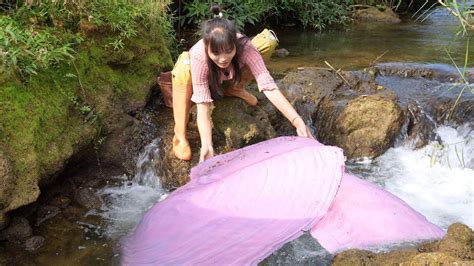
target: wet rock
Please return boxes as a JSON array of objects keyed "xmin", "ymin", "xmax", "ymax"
[
  {"xmin": 0, "ymin": 150, "xmax": 15, "ymax": 228},
  {"xmin": 437, "ymin": 223, "xmax": 474, "ymax": 260},
  {"xmin": 99, "ymin": 114, "xmax": 137, "ymax": 174},
  {"xmin": 272, "ymin": 48, "xmax": 289, "ymax": 58},
  {"xmin": 403, "ymin": 101, "xmax": 437, "ymax": 149},
  {"xmin": 376, "ymin": 63, "xmax": 474, "ymax": 83},
  {"xmin": 83, "ymin": 178, "xmax": 104, "ymax": 188},
  {"xmin": 0, "ymin": 217, "xmax": 32, "ymax": 244},
  {"xmin": 0, "ymin": 215, "xmax": 9, "ymax": 231},
  {"xmin": 152, "ymin": 105, "xmax": 195, "ymax": 189},
  {"xmin": 100, "ymin": 112, "xmax": 159, "ymax": 176},
  {"xmin": 74, "ymin": 187, "xmax": 104, "ymax": 210},
  {"xmin": 212, "ymin": 97, "xmax": 276, "ymax": 150},
  {"xmin": 24, "ymin": 236, "xmax": 45, "ymax": 252},
  {"xmin": 35, "ymin": 205, "xmax": 61, "ymax": 226},
  {"xmin": 273, "ymin": 68, "xmax": 349, "ymax": 136},
  {"xmin": 429, "ymin": 97, "xmax": 474, "ymax": 125},
  {"xmin": 354, "ymin": 6, "xmax": 401, "ymax": 24},
  {"xmin": 158, "ymin": 96, "xmax": 276, "ymax": 189}
]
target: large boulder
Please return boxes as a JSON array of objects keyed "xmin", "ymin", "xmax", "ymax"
[
  {"xmin": 276, "ymin": 68, "xmax": 403, "ymax": 159},
  {"xmin": 321, "ymin": 92, "xmax": 404, "ymax": 159}
]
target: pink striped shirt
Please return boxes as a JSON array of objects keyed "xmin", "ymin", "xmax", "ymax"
[{"xmin": 189, "ymin": 38, "xmax": 277, "ymax": 103}]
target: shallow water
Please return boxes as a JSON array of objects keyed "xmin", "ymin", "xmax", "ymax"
[{"xmin": 268, "ymin": 7, "xmax": 474, "ymax": 73}]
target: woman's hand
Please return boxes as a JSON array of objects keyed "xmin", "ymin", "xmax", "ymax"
[
  {"xmin": 199, "ymin": 145, "xmax": 215, "ymax": 162},
  {"xmin": 293, "ymin": 116, "xmax": 315, "ymax": 139},
  {"xmin": 263, "ymin": 90, "xmax": 314, "ymax": 139},
  {"xmin": 196, "ymin": 103, "xmax": 214, "ymax": 162}
]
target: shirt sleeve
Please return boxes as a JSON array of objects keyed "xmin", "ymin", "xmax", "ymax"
[
  {"xmin": 240, "ymin": 41, "xmax": 278, "ymax": 92},
  {"xmin": 190, "ymin": 42, "xmax": 213, "ymax": 103}
]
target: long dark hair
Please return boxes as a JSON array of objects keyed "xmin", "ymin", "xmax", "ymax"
[{"xmin": 202, "ymin": 4, "xmax": 247, "ymax": 97}]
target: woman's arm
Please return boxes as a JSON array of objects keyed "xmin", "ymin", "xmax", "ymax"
[
  {"xmin": 196, "ymin": 102, "xmax": 215, "ymax": 162},
  {"xmin": 263, "ymin": 89, "xmax": 314, "ymax": 138}
]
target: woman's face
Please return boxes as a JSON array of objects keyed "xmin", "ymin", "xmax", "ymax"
[{"xmin": 207, "ymin": 45, "xmax": 236, "ymax": 69}]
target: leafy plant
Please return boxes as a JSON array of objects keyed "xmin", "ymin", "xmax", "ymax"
[
  {"xmin": 179, "ymin": 0, "xmax": 274, "ymax": 31},
  {"xmin": 0, "ymin": 15, "xmax": 78, "ymax": 79},
  {"xmin": 0, "ymin": 0, "xmax": 177, "ymax": 76},
  {"xmin": 177, "ymin": 0, "xmax": 354, "ymax": 32}
]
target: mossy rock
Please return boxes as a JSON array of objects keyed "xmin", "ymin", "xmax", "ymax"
[
  {"xmin": 212, "ymin": 96, "xmax": 276, "ymax": 150},
  {"xmin": 0, "ymin": 29, "xmax": 173, "ymax": 221},
  {"xmin": 354, "ymin": 6, "xmax": 401, "ymax": 24}
]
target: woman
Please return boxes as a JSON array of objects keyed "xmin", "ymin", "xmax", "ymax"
[{"xmin": 171, "ymin": 4, "xmax": 313, "ymax": 162}]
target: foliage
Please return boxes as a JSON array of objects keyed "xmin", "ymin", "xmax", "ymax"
[
  {"xmin": 0, "ymin": 15, "xmax": 78, "ymax": 79},
  {"xmin": 0, "ymin": 0, "xmax": 176, "ymax": 78},
  {"xmin": 178, "ymin": 0, "xmax": 355, "ymax": 31},
  {"xmin": 279, "ymin": 0, "xmax": 354, "ymax": 31},
  {"xmin": 362, "ymin": 0, "xmax": 403, "ymax": 11},
  {"xmin": 438, "ymin": 0, "xmax": 473, "ymax": 37},
  {"xmin": 179, "ymin": 0, "xmax": 273, "ymax": 31}
]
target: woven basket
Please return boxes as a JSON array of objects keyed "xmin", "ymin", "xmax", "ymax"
[{"xmin": 157, "ymin": 71, "xmax": 173, "ymax": 108}]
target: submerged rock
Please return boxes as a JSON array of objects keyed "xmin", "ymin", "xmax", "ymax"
[
  {"xmin": 35, "ymin": 205, "xmax": 61, "ymax": 227},
  {"xmin": 0, "ymin": 217, "xmax": 32, "ymax": 244},
  {"xmin": 272, "ymin": 48, "xmax": 289, "ymax": 58},
  {"xmin": 74, "ymin": 187, "xmax": 103, "ymax": 210},
  {"xmin": 376, "ymin": 63, "xmax": 474, "ymax": 83},
  {"xmin": 24, "ymin": 235, "xmax": 45, "ymax": 252}
]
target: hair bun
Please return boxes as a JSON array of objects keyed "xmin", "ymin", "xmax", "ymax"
[{"xmin": 210, "ymin": 4, "xmax": 221, "ymax": 16}]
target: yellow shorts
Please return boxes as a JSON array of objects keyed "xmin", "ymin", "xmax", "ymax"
[
  {"xmin": 171, "ymin": 51, "xmax": 192, "ymax": 91},
  {"xmin": 172, "ymin": 29, "xmax": 279, "ymax": 88}
]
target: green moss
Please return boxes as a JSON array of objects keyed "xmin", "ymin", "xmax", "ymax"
[{"xmin": 0, "ymin": 27, "xmax": 173, "ymax": 213}]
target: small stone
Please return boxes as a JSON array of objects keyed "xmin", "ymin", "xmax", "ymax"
[
  {"xmin": 272, "ymin": 48, "xmax": 289, "ymax": 58},
  {"xmin": 24, "ymin": 236, "xmax": 45, "ymax": 252},
  {"xmin": 0, "ymin": 217, "xmax": 32, "ymax": 244},
  {"xmin": 74, "ymin": 187, "xmax": 104, "ymax": 209}
]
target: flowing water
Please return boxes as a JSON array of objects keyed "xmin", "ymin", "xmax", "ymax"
[{"xmin": 2, "ymin": 6, "xmax": 473, "ymax": 265}]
